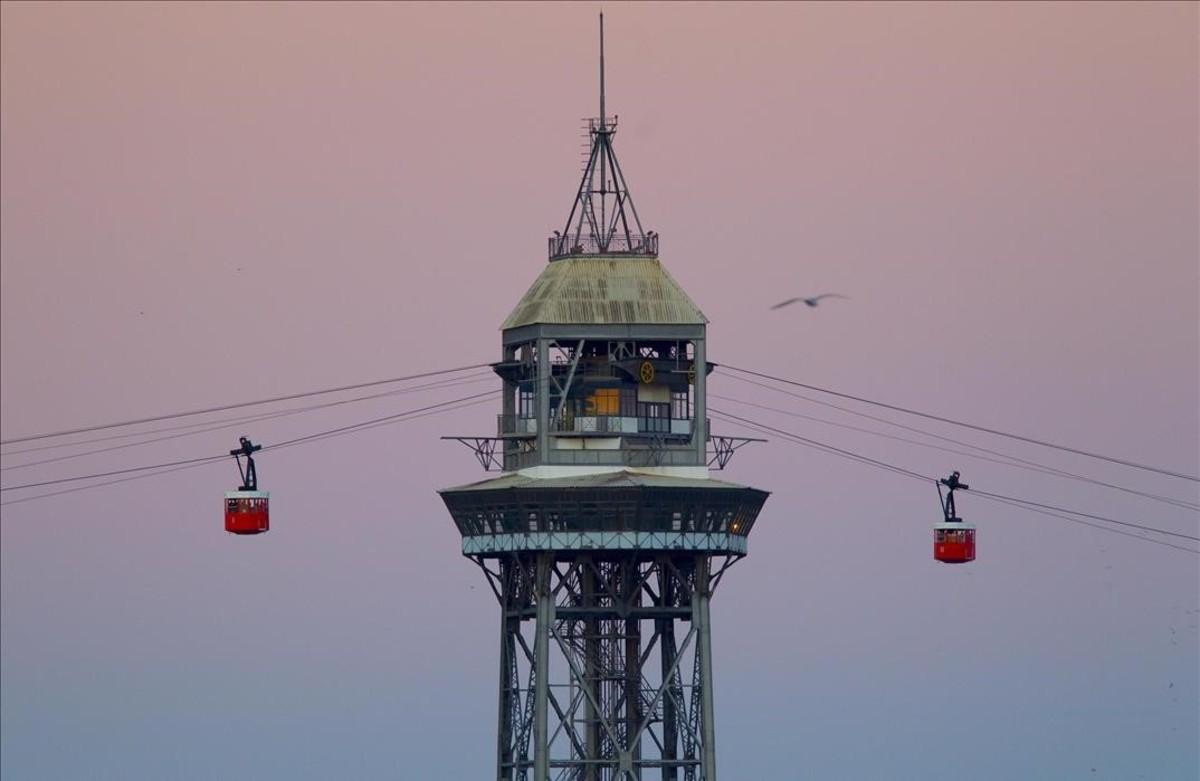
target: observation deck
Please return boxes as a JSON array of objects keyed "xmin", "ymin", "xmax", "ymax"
[
  {"xmin": 548, "ymin": 231, "xmax": 658, "ymax": 261},
  {"xmin": 441, "ymin": 470, "xmax": 768, "ymax": 557}
]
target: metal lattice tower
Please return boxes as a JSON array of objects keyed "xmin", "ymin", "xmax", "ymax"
[{"xmin": 441, "ymin": 15, "xmax": 769, "ymax": 781}]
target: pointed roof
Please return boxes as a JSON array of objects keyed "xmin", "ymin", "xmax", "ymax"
[
  {"xmin": 501, "ymin": 256, "xmax": 707, "ymax": 330},
  {"xmin": 505, "ymin": 15, "xmax": 706, "ymax": 332}
]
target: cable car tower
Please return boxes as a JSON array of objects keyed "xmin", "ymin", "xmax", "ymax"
[{"xmin": 441, "ymin": 15, "xmax": 769, "ymax": 781}]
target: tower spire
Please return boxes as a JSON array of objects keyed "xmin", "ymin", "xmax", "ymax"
[
  {"xmin": 548, "ymin": 13, "xmax": 657, "ymax": 261},
  {"xmin": 599, "ymin": 12, "xmax": 606, "ymax": 132}
]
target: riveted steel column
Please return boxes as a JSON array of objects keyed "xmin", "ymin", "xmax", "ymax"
[
  {"xmin": 693, "ymin": 339, "xmax": 707, "ymax": 465},
  {"xmin": 501, "ymin": 344, "xmax": 517, "ymax": 466},
  {"xmin": 624, "ymin": 562, "xmax": 643, "ymax": 778},
  {"xmin": 534, "ymin": 554, "xmax": 553, "ymax": 781},
  {"xmin": 502, "ymin": 344, "xmax": 516, "ymax": 422},
  {"xmin": 694, "ymin": 556, "xmax": 717, "ymax": 780},
  {"xmin": 583, "ymin": 559, "xmax": 600, "ymax": 781},
  {"xmin": 536, "ymin": 339, "xmax": 550, "ymax": 461},
  {"xmin": 496, "ymin": 591, "xmax": 514, "ymax": 781},
  {"xmin": 659, "ymin": 560, "xmax": 679, "ymax": 781}
]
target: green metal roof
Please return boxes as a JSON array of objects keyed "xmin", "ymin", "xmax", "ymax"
[{"xmin": 501, "ymin": 257, "xmax": 708, "ymax": 330}]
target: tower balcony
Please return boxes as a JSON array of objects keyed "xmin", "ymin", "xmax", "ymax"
[
  {"xmin": 548, "ymin": 231, "xmax": 658, "ymax": 260},
  {"xmin": 440, "ymin": 470, "xmax": 769, "ymax": 557}
]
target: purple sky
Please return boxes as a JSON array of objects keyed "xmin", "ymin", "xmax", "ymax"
[{"xmin": 2, "ymin": 2, "xmax": 1197, "ymax": 778}]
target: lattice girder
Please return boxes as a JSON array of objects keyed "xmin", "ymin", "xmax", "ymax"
[{"xmin": 476, "ymin": 551, "xmax": 732, "ymax": 780}]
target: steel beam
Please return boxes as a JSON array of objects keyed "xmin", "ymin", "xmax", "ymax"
[
  {"xmin": 497, "ymin": 598, "xmax": 514, "ymax": 780},
  {"xmin": 693, "ymin": 338, "xmax": 707, "ymax": 465},
  {"xmin": 583, "ymin": 561, "xmax": 601, "ymax": 781},
  {"xmin": 536, "ymin": 340, "xmax": 550, "ymax": 461},
  {"xmin": 694, "ymin": 557, "xmax": 717, "ymax": 781},
  {"xmin": 659, "ymin": 561, "xmax": 680, "ymax": 781},
  {"xmin": 534, "ymin": 554, "xmax": 552, "ymax": 781}
]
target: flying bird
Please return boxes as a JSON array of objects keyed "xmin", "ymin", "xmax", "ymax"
[{"xmin": 770, "ymin": 293, "xmax": 849, "ymax": 310}]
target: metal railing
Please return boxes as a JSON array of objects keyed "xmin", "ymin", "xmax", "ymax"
[
  {"xmin": 499, "ymin": 413, "xmax": 713, "ymax": 438},
  {"xmin": 503, "ymin": 447, "xmax": 705, "ymax": 472},
  {"xmin": 553, "ymin": 414, "xmax": 632, "ymax": 434},
  {"xmin": 497, "ymin": 415, "xmax": 538, "ymax": 436},
  {"xmin": 548, "ymin": 232, "xmax": 658, "ymax": 260},
  {"xmin": 553, "ymin": 414, "xmax": 694, "ymax": 436}
]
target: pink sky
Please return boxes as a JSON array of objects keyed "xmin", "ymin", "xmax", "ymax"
[{"xmin": 2, "ymin": 3, "xmax": 1197, "ymax": 778}]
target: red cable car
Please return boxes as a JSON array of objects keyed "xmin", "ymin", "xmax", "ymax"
[
  {"xmin": 225, "ymin": 437, "xmax": 269, "ymax": 535},
  {"xmin": 934, "ymin": 471, "xmax": 974, "ymax": 563},
  {"xmin": 934, "ymin": 520, "xmax": 975, "ymax": 563}
]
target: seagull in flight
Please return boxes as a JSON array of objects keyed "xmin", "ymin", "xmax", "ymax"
[{"xmin": 771, "ymin": 293, "xmax": 849, "ymax": 310}]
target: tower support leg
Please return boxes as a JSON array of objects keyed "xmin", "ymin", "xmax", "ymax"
[
  {"xmin": 694, "ymin": 557, "xmax": 717, "ymax": 781},
  {"xmin": 583, "ymin": 559, "xmax": 600, "ymax": 781},
  {"xmin": 534, "ymin": 554, "xmax": 552, "ymax": 781},
  {"xmin": 496, "ymin": 608, "xmax": 514, "ymax": 780},
  {"xmin": 624, "ymin": 562, "xmax": 643, "ymax": 778},
  {"xmin": 660, "ymin": 560, "xmax": 680, "ymax": 781}
]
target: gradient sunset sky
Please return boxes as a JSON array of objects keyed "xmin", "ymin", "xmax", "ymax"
[{"xmin": 2, "ymin": 2, "xmax": 1197, "ymax": 779}]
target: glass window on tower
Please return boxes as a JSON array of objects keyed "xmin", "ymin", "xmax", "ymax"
[
  {"xmin": 671, "ymin": 389, "xmax": 690, "ymax": 420},
  {"xmin": 588, "ymin": 388, "xmax": 620, "ymax": 416},
  {"xmin": 518, "ymin": 388, "xmax": 536, "ymax": 418}
]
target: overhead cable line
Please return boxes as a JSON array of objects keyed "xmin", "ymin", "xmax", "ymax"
[
  {"xmin": 0, "ymin": 362, "xmax": 492, "ymax": 446},
  {"xmin": 711, "ymin": 408, "xmax": 929, "ymax": 482},
  {"xmin": 253, "ymin": 392, "xmax": 500, "ymax": 457},
  {"xmin": 1, "ymin": 390, "xmax": 498, "ymax": 493},
  {"xmin": 719, "ymin": 365, "xmax": 1200, "ymax": 483},
  {"xmin": 1, "ymin": 373, "xmax": 495, "ymax": 472},
  {"xmin": 710, "ymin": 407, "xmax": 1200, "ymax": 550},
  {"xmin": 1, "ymin": 461, "xmax": 226, "ymax": 508},
  {"xmin": 1, "ymin": 391, "xmax": 499, "ymax": 507},
  {"xmin": 710, "ymin": 391, "xmax": 1200, "ymax": 512},
  {"xmin": 720, "ymin": 371, "xmax": 1200, "ymax": 506},
  {"xmin": 2, "ymin": 407, "xmax": 295, "ymax": 457},
  {"xmin": 0, "ymin": 453, "xmax": 230, "ymax": 493},
  {"xmin": 0, "ymin": 370, "xmax": 494, "ymax": 457},
  {"xmin": 722, "ymin": 371, "xmax": 1096, "ymax": 474},
  {"xmin": 968, "ymin": 489, "xmax": 1200, "ymax": 541},
  {"xmin": 964, "ymin": 493, "xmax": 1200, "ymax": 555},
  {"xmin": 712, "ymin": 408, "xmax": 1198, "ymax": 554},
  {"xmin": 713, "ymin": 407, "xmax": 1199, "ymax": 542},
  {"xmin": 265, "ymin": 391, "xmax": 499, "ymax": 452}
]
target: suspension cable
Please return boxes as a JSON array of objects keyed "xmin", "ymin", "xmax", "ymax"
[
  {"xmin": 710, "ymin": 407, "xmax": 1199, "ymax": 548},
  {"xmin": 719, "ymin": 365, "xmax": 1199, "ymax": 483},
  {"xmin": 1, "ymin": 392, "xmax": 499, "ymax": 507},
  {"xmin": 1, "ymin": 390, "xmax": 497, "ymax": 493},
  {"xmin": 1, "ymin": 373, "xmax": 495, "ymax": 471},
  {"xmin": 0, "ymin": 362, "xmax": 491, "ymax": 445},
  {"xmin": 709, "ymin": 391, "xmax": 1199, "ymax": 512}
]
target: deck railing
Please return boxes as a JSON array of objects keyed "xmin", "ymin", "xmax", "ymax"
[
  {"xmin": 548, "ymin": 232, "xmax": 658, "ymax": 260},
  {"xmin": 499, "ymin": 413, "xmax": 705, "ymax": 437},
  {"xmin": 497, "ymin": 414, "xmax": 538, "ymax": 436}
]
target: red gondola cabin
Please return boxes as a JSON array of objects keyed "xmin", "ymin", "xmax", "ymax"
[
  {"xmin": 933, "ymin": 521, "xmax": 975, "ymax": 564},
  {"xmin": 225, "ymin": 490, "xmax": 269, "ymax": 535}
]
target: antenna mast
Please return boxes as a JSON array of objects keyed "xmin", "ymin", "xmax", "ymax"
[
  {"xmin": 548, "ymin": 13, "xmax": 656, "ymax": 260},
  {"xmin": 599, "ymin": 12, "xmax": 606, "ymax": 131}
]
